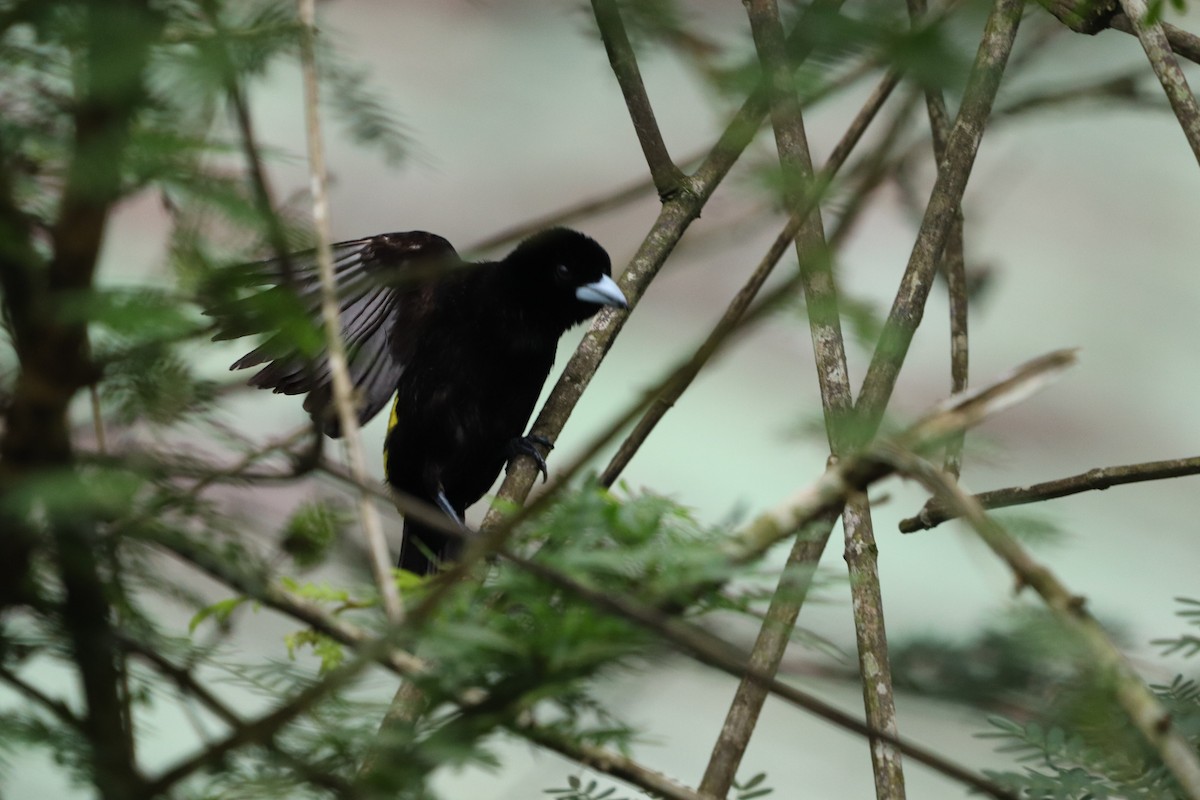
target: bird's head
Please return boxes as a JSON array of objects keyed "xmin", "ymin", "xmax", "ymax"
[{"xmin": 504, "ymin": 228, "xmax": 628, "ymax": 329}]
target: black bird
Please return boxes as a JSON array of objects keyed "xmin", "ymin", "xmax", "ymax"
[{"xmin": 218, "ymin": 227, "xmax": 627, "ymax": 575}]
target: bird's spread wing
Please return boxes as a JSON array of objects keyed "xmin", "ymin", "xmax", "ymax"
[{"xmin": 215, "ymin": 232, "xmax": 459, "ymax": 437}]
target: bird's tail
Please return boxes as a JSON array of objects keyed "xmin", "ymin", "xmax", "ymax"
[{"xmin": 398, "ymin": 518, "xmax": 462, "ymax": 576}]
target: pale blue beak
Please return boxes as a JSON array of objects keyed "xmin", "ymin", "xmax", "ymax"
[{"xmin": 575, "ymin": 274, "xmax": 628, "ymax": 309}]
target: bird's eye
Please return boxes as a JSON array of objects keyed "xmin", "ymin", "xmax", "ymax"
[{"xmin": 555, "ymin": 264, "xmax": 570, "ymax": 279}]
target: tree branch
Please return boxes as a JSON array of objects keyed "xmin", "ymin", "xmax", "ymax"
[
  {"xmin": 899, "ymin": 454, "xmax": 1200, "ymax": 532},
  {"xmin": 122, "ymin": 638, "xmax": 358, "ymax": 799},
  {"xmin": 0, "ymin": 663, "xmax": 84, "ymax": 730},
  {"xmin": 590, "ymin": 0, "xmax": 686, "ymax": 197},
  {"xmin": 853, "ymin": 0, "xmax": 1023, "ymax": 444},
  {"xmin": 138, "ymin": 632, "xmax": 389, "ymax": 798},
  {"xmin": 517, "ymin": 725, "xmax": 705, "ymax": 800},
  {"xmin": 724, "ymin": 349, "xmax": 1077, "ymax": 565},
  {"xmin": 1115, "ymin": 0, "xmax": 1200, "ymax": 166},
  {"xmin": 0, "ymin": 3, "xmax": 165, "ymax": 796},
  {"xmin": 701, "ymin": 1, "xmax": 906, "ymax": 796},
  {"xmin": 905, "ymin": 0, "xmax": 970, "ymax": 480},
  {"xmin": 1110, "ymin": 14, "xmax": 1200, "ymax": 64}
]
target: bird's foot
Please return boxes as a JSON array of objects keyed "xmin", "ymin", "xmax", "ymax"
[{"xmin": 506, "ymin": 434, "xmax": 552, "ymax": 482}]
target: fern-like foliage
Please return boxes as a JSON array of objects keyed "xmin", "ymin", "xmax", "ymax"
[{"xmin": 978, "ymin": 598, "xmax": 1200, "ymax": 799}]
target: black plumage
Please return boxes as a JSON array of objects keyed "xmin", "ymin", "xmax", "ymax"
[{"xmin": 217, "ymin": 227, "xmax": 627, "ymax": 575}]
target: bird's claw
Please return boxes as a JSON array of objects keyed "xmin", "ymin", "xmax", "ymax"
[{"xmin": 507, "ymin": 435, "xmax": 552, "ymax": 482}]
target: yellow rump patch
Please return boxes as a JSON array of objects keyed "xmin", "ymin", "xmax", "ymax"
[{"xmin": 382, "ymin": 393, "xmax": 401, "ymax": 473}]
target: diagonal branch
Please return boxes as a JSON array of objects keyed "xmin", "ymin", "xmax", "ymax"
[
  {"xmin": 905, "ymin": 0, "xmax": 971, "ymax": 479},
  {"xmin": 121, "ymin": 637, "xmax": 356, "ymax": 799},
  {"xmin": 724, "ymin": 349, "xmax": 1078, "ymax": 564},
  {"xmin": 517, "ymin": 726, "xmax": 705, "ymax": 800},
  {"xmin": 0, "ymin": 664, "xmax": 84, "ymax": 730},
  {"xmin": 853, "ymin": 0, "xmax": 1024, "ymax": 444},
  {"xmin": 138, "ymin": 632, "xmax": 391, "ymax": 798},
  {"xmin": 591, "ymin": 0, "xmax": 686, "ymax": 197}
]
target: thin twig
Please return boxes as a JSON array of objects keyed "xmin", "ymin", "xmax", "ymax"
[
  {"xmin": 0, "ymin": 663, "xmax": 83, "ymax": 729},
  {"xmin": 296, "ymin": 0, "xmax": 402, "ymax": 623},
  {"xmin": 900, "ymin": 454, "xmax": 1200, "ymax": 532},
  {"xmin": 103, "ymin": 426, "xmax": 312, "ymax": 543},
  {"xmin": 199, "ymin": 0, "xmax": 297, "ymax": 271},
  {"xmin": 139, "ymin": 633, "xmax": 391, "ymax": 799},
  {"xmin": 591, "ymin": 0, "xmax": 685, "ymax": 197},
  {"xmin": 466, "ymin": 167, "xmax": 673, "ymax": 255},
  {"xmin": 906, "ymin": 0, "xmax": 970, "ymax": 480},
  {"xmin": 1115, "ymin": 0, "xmax": 1200, "ymax": 166},
  {"xmin": 890, "ymin": 448, "xmax": 1200, "ymax": 800},
  {"xmin": 852, "ymin": 0, "xmax": 1023, "ymax": 445},
  {"xmin": 996, "ymin": 70, "xmax": 1159, "ymax": 116},
  {"xmin": 517, "ymin": 725, "xmax": 705, "ymax": 800},
  {"xmin": 724, "ymin": 349, "xmax": 1078, "ymax": 565}
]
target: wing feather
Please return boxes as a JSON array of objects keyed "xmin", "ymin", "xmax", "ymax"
[{"xmin": 215, "ymin": 232, "xmax": 459, "ymax": 436}]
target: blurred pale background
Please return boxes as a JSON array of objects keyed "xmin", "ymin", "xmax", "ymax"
[{"xmin": 9, "ymin": 1, "xmax": 1200, "ymax": 797}]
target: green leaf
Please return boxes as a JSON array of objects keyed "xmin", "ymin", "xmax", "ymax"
[
  {"xmin": 278, "ymin": 577, "xmax": 354, "ymax": 606},
  {"xmin": 284, "ymin": 629, "xmax": 346, "ymax": 673},
  {"xmin": 189, "ymin": 596, "xmax": 249, "ymax": 633},
  {"xmin": 280, "ymin": 498, "xmax": 345, "ymax": 568}
]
